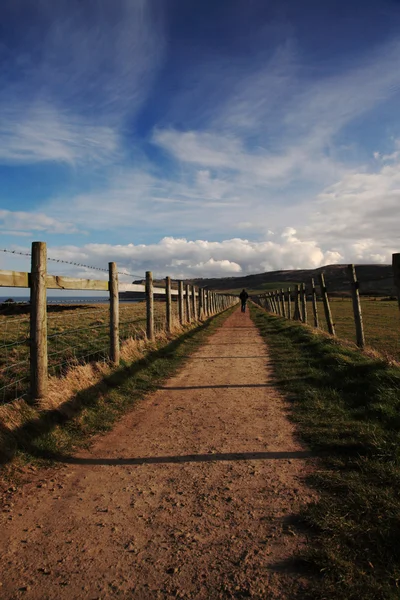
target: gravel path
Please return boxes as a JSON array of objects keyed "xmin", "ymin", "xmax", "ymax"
[{"xmin": 0, "ymin": 307, "xmax": 316, "ymax": 599}]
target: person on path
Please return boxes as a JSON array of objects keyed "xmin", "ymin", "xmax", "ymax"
[{"xmin": 239, "ymin": 288, "xmax": 249, "ymax": 312}]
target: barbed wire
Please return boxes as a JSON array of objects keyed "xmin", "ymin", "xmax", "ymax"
[{"xmin": 1, "ymin": 248, "xmax": 143, "ymax": 279}]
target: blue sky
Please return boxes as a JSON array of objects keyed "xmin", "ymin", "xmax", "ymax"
[{"xmin": 1, "ymin": 0, "xmax": 400, "ymax": 285}]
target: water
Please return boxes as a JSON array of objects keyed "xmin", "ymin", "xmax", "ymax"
[{"xmin": 0, "ymin": 296, "xmax": 142, "ymax": 305}]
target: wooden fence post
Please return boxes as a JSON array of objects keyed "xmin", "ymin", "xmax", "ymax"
[
  {"xmin": 30, "ymin": 241, "xmax": 48, "ymax": 401},
  {"xmin": 287, "ymin": 287, "xmax": 292, "ymax": 320},
  {"xmin": 166, "ymin": 276, "xmax": 172, "ymax": 333},
  {"xmin": 311, "ymin": 278, "xmax": 319, "ymax": 328},
  {"xmin": 269, "ymin": 293, "xmax": 274, "ymax": 313},
  {"xmin": 393, "ymin": 254, "xmax": 400, "ymax": 310},
  {"xmin": 273, "ymin": 292, "xmax": 278, "ymax": 314},
  {"xmin": 280, "ymin": 289, "xmax": 286, "ymax": 318},
  {"xmin": 348, "ymin": 264, "xmax": 365, "ymax": 348},
  {"xmin": 319, "ymin": 273, "xmax": 335, "ymax": 336},
  {"xmin": 191, "ymin": 285, "xmax": 196, "ymax": 321},
  {"xmin": 198, "ymin": 287, "xmax": 203, "ymax": 319},
  {"xmin": 294, "ymin": 285, "xmax": 301, "ymax": 320},
  {"xmin": 276, "ymin": 290, "xmax": 280, "ymax": 314},
  {"xmin": 186, "ymin": 283, "xmax": 191, "ymax": 323},
  {"xmin": 178, "ymin": 281, "xmax": 184, "ymax": 325},
  {"xmin": 301, "ymin": 283, "xmax": 307, "ymax": 324},
  {"xmin": 109, "ymin": 262, "xmax": 120, "ymax": 365},
  {"xmin": 146, "ymin": 271, "xmax": 154, "ymax": 340}
]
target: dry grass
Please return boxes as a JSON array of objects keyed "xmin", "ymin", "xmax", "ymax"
[
  {"xmin": 0, "ymin": 300, "xmax": 183, "ymax": 404},
  {"xmin": 0, "ymin": 306, "xmax": 232, "ymax": 471},
  {"xmin": 0, "ymin": 300, "xmax": 194, "ymax": 463}
]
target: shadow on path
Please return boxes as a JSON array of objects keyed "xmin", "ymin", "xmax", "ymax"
[{"xmin": 54, "ymin": 450, "xmax": 314, "ymax": 466}]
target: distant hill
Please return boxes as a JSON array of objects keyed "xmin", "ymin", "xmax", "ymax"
[{"xmin": 188, "ymin": 264, "xmax": 396, "ymax": 297}]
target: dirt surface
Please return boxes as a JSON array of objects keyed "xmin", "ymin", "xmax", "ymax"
[{"xmin": 0, "ymin": 308, "xmax": 317, "ymax": 599}]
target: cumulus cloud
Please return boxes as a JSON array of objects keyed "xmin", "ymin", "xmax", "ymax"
[
  {"xmin": 306, "ymin": 146, "xmax": 400, "ymax": 260},
  {"xmin": 33, "ymin": 233, "xmax": 343, "ymax": 280}
]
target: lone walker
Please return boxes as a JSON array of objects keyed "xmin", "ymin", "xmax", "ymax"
[{"xmin": 239, "ymin": 288, "xmax": 249, "ymax": 313}]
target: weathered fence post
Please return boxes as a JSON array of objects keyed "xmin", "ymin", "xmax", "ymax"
[
  {"xmin": 166, "ymin": 276, "xmax": 172, "ymax": 333},
  {"xmin": 146, "ymin": 271, "xmax": 154, "ymax": 340},
  {"xmin": 348, "ymin": 264, "xmax": 365, "ymax": 348},
  {"xmin": 311, "ymin": 278, "xmax": 319, "ymax": 328},
  {"xmin": 178, "ymin": 280, "xmax": 184, "ymax": 325},
  {"xmin": 30, "ymin": 241, "xmax": 48, "ymax": 401},
  {"xmin": 287, "ymin": 287, "xmax": 292, "ymax": 320},
  {"xmin": 273, "ymin": 292, "xmax": 278, "ymax": 314},
  {"xmin": 294, "ymin": 285, "xmax": 301, "ymax": 320},
  {"xmin": 269, "ymin": 292, "xmax": 274, "ymax": 313},
  {"xmin": 319, "ymin": 273, "xmax": 335, "ymax": 336},
  {"xmin": 301, "ymin": 283, "xmax": 307, "ymax": 324},
  {"xmin": 280, "ymin": 289, "xmax": 286, "ymax": 318},
  {"xmin": 109, "ymin": 262, "xmax": 120, "ymax": 364},
  {"xmin": 393, "ymin": 254, "xmax": 400, "ymax": 310},
  {"xmin": 274, "ymin": 291, "xmax": 279, "ymax": 315},
  {"xmin": 198, "ymin": 287, "xmax": 203, "ymax": 319},
  {"xmin": 191, "ymin": 285, "xmax": 196, "ymax": 321},
  {"xmin": 186, "ymin": 283, "xmax": 191, "ymax": 323}
]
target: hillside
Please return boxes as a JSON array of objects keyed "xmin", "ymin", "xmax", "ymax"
[{"xmin": 189, "ymin": 264, "xmax": 395, "ymax": 296}]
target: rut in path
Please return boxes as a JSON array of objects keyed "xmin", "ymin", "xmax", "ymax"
[{"xmin": 0, "ymin": 307, "xmax": 316, "ymax": 599}]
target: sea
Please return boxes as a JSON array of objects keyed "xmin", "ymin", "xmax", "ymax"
[{"xmin": 0, "ymin": 296, "xmax": 141, "ymax": 305}]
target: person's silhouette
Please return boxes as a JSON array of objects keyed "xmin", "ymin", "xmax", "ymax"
[{"xmin": 239, "ymin": 289, "xmax": 249, "ymax": 312}]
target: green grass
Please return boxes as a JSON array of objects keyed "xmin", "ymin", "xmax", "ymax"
[
  {"xmin": 315, "ymin": 297, "xmax": 400, "ymax": 361},
  {"xmin": 2, "ymin": 307, "xmax": 234, "ymax": 468},
  {"xmin": 250, "ymin": 304, "xmax": 400, "ymax": 600},
  {"xmin": 223, "ymin": 281, "xmax": 299, "ymax": 295},
  {"xmin": 263, "ymin": 295, "xmax": 400, "ymax": 362}
]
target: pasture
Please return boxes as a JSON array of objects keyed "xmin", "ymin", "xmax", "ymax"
[
  {"xmin": 0, "ymin": 301, "xmax": 177, "ymax": 403},
  {"xmin": 316, "ymin": 297, "xmax": 400, "ymax": 360}
]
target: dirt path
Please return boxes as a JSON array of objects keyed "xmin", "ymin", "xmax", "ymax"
[{"xmin": 0, "ymin": 308, "xmax": 316, "ymax": 599}]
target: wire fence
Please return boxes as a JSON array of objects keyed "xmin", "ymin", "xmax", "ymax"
[
  {"xmin": 0, "ymin": 313, "xmax": 30, "ymax": 404},
  {"xmin": 252, "ymin": 266, "xmax": 400, "ymax": 362},
  {"xmin": 0, "ymin": 242, "xmax": 237, "ymax": 405},
  {"xmin": 47, "ymin": 305, "xmax": 111, "ymax": 376}
]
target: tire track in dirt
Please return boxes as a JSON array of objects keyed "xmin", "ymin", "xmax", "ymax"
[{"xmin": 0, "ymin": 307, "xmax": 316, "ymax": 599}]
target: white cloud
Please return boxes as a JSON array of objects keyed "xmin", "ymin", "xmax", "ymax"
[
  {"xmin": 23, "ymin": 234, "xmax": 342, "ymax": 280},
  {"xmin": 0, "ymin": 0, "xmax": 165, "ymax": 166},
  {"xmin": 0, "ymin": 209, "xmax": 80, "ymax": 234},
  {"xmin": 0, "ymin": 104, "xmax": 120, "ymax": 166}
]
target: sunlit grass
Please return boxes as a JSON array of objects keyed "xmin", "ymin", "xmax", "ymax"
[{"xmin": 314, "ymin": 297, "xmax": 400, "ymax": 360}]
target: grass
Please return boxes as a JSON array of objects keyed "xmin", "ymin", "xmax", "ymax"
[
  {"xmin": 0, "ymin": 307, "xmax": 234, "ymax": 477},
  {"xmin": 250, "ymin": 303, "xmax": 400, "ymax": 600},
  {"xmin": 316, "ymin": 297, "xmax": 400, "ymax": 361},
  {"xmin": 0, "ymin": 301, "xmax": 179, "ymax": 403},
  {"xmin": 263, "ymin": 294, "xmax": 400, "ymax": 362},
  {"xmin": 223, "ymin": 281, "xmax": 299, "ymax": 295}
]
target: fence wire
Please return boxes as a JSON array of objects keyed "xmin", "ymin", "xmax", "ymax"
[
  {"xmin": 0, "ymin": 312, "xmax": 30, "ymax": 403},
  {"xmin": 47, "ymin": 305, "xmax": 111, "ymax": 375}
]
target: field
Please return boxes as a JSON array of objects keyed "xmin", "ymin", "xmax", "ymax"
[
  {"xmin": 224, "ymin": 281, "xmax": 299, "ymax": 295},
  {"xmin": 0, "ymin": 300, "xmax": 179, "ymax": 404},
  {"xmin": 314, "ymin": 297, "xmax": 400, "ymax": 360}
]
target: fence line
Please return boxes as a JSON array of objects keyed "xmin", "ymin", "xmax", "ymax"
[
  {"xmin": 253, "ymin": 254, "xmax": 400, "ymax": 355},
  {"xmin": 0, "ymin": 241, "xmax": 238, "ymax": 404}
]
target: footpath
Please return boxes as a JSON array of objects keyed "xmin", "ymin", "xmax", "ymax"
[{"xmin": 0, "ymin": 307, "xmax": 316, "ymax": 599}]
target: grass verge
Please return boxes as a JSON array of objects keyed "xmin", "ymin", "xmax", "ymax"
[
  {"xmin": 1, "ymin": 308, "xmax": 234, "ymax": 484},
  {"xmin": 250, "ymin": 303, "xmax": 400, "ymax": 600}
]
